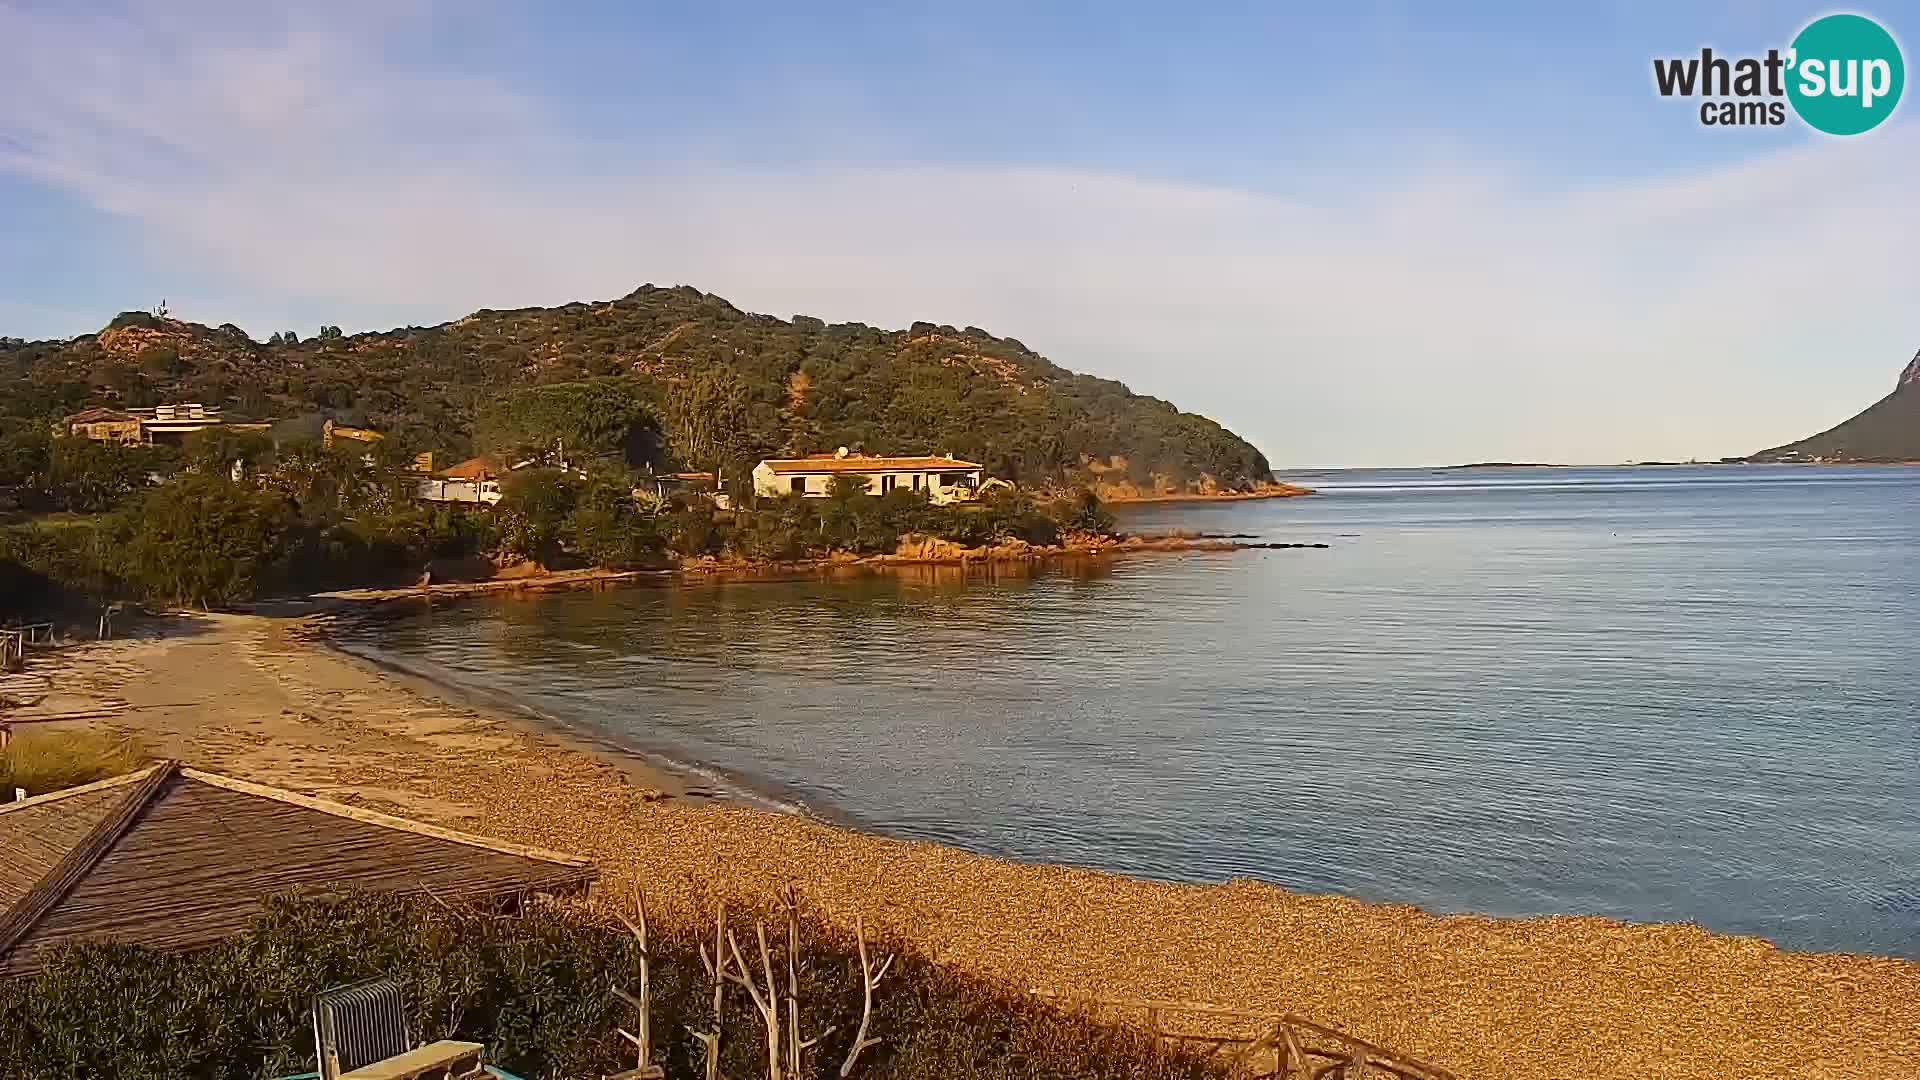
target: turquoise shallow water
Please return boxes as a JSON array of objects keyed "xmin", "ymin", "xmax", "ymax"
[{"xmin": 338, "ymin": 465, "xmax": 1920, "ymax": 957}]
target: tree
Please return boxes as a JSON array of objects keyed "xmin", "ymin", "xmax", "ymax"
[
  {"xmin": 476, "ymin": 379, "xmax": 660, "ymax": 471},
  {"xmin": 45, "ymin": 438, "xmax": 171, "ymax": 513},
  {"xmin": 317, "ymin": 325, "xmax": 344, "ymax": 341},
  {"xmin": 183, "ymin": 427, "xmax": 274, "ymax": 478},
  {"xmin": 0, "ymin": 422, "xmax": 51, "ymax": 494},
  {"xmin": 567, "ymin": 474, "xmax": 665, "ymax": 569},
  {"xmin": 259, "ymin": 439, "xmax": 359, "ymax": 517},
  {"xmin": 493, "ymin": 469, "xmax": 581, "ymax": 565},
  {"xmin": 665, "ymin": 366, "xmax": 754, "ymax": 478},
  {"xmin": 123, "ymin": 476, "xmax": 291, "ymax": 608}
]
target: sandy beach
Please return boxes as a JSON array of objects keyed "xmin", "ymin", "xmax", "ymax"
[{"xmin": 9, "ymin": 611, "xmax": 1919, "ymax": 1080}]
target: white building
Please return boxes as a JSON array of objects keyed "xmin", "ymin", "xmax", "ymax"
[
  {"xmin": 752, "ymin": 449, "xmax": 985, "ymax": 505},
  {"xmin": 416, "ymin": 455, "xmax": 504, "ymax": 505},
  {"xmin": 130, "ymin": 403, "xmax": 229, "ymax": 445}
]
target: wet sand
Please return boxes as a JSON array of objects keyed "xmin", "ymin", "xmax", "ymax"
[{"xmin": 13, "ymin": 613, "xmax": 1920, "ymax": 1079}]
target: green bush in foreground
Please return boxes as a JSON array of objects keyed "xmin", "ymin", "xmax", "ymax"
[{"xmin": 0, "ymin": 892, "xmax": 1220, "ymax": 1080}]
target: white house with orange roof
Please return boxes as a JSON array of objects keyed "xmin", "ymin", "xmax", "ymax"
[{"xmin": 752, "ymin": 448, "xmax": 986, "ymax": 504}]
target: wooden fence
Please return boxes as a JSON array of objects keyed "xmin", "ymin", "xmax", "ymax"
[
  {"xmin": 1030, "ymin": 992, "xmax": 1455, "ymax": 1080},
  {"xmin": 0, "ymin": 624, "xmax": 53, "ymax": 672}
]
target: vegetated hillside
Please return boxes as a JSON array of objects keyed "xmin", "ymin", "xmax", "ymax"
[
  {"xmin": 0, "ymin": 286, "xmax": 1274, "ymax": 492},
  {"xmin": 1753, "ymin": 348, "xmax": 1920, "ymax": 462}
]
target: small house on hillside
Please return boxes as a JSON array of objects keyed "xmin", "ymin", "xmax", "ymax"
[
  {"xmin": 60, "ymin": 403, "xmax": 273, "ymax": 447},
  {"xmin": 136, "ymin": 403, "xmax": 272, "ymax": 446},
  {"xmin": 752, "ymin": 449, "xmax": 985, "ymax": 504},
  {"xmin": 58, "ymin": 407, "xmax": 144, "ymax": 445},
  {"xmin": 417, "ymin": 455, "xmax": 505, "ymax": 505},
  {"xmin": 0, "ymin": 761, "xmax": 596, "ymax": 976}
]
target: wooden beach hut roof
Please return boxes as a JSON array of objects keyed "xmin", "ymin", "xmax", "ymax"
[{"xmin": 0, "ymin": 762, "xmax": 596, "ymax": 976}]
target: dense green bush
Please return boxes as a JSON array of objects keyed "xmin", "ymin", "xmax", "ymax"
[
  {"xmin": 120, "ymin": 476, "xmax": 295, "ymax": 608},
  {"xmin": 568, "ymin": 475, "xmax": 668, "ymax": 569},
  {"xmin": 0, "ymin": 516, "xmax": 131, "ymax": 613},
  {"xmin": 0, "ymin": 893, "xmax": 1220, "ymax": 1080}
]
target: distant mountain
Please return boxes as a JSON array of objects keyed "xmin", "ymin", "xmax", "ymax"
[
  {"xmin": 0, "ymin": 286, "xmax": 1275, "ymax": 493},
  {"xmin": 1752, "ymin": 349, "xmax": 1920, "ymax": 463}
]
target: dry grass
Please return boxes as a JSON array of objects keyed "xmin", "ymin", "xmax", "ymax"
[{"xmin": 0, "ymin": 728, "xmax": 149, "ymax": 801}]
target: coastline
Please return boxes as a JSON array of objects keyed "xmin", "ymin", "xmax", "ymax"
[
  {"xmin": 11, "ymin": 611, "xmax": 1920, "ymax": 1080},
  {"xmin": 309, "ymin": 532, "xmax": 1330, "ymax": 605},
  {"xmin": 1098, "ymin": 483, "xmax": 1315, "ymax": 504}
]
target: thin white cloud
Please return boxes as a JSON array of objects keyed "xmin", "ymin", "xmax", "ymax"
[{"xmin": 2, "ymin": 3, "xmax": 1913, "ymax": 465}]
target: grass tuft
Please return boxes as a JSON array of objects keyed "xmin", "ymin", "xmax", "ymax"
[{"xmin": 0, "ymin": 728, "xmax": 149, "ymax": 801}]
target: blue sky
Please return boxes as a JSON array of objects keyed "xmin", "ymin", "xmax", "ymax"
[{"xmin": 3, "ymin": 1, "xmax": 1918, "ymax": 465}]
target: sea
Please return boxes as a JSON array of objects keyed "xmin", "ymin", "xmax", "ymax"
[{"xmin": 333, "ymin": 465, "xmax": 1920, "ymax": 958}]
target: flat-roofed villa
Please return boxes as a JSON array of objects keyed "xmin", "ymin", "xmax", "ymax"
[
  {"xmin": 58, "ymin": 403, "xmax": 273, "ymax": 446},
  {"xmin": 752, "ymin": 449, "xmax": 985, "ymax": 504}
]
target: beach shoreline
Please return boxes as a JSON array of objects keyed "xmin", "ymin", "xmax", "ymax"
[{"xmin": 9, "ymin": 611, "xmax": 1919, "ymax": 1079}]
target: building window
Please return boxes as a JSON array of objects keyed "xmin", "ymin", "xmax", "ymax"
[
  {"xmin": 912, "ymin": 473, "xmax": 923, "ymax": 490},
  {"xmin": 790, "ymin": 476, "xmax": 807, "ymax": 494},
  {"xmin": 881, "ymin": 475, "xmax": 897, "ymax": 493}
]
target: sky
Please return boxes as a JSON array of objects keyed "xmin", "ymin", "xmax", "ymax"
[{"xmin": 3, "ymin": 1, "xmax": 1918, "ymax": 467}]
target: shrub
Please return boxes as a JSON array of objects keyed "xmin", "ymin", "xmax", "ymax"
[
  {"xmin": 0, "ymin": 516, "xmax": 133, "ymax": 614},
  {"xmin": 0, "ymin": 892, "xmax": 1220, "ymax": 1080},
  {"xmin": 494, "ymin": 469, "xmax": 583, "ymax": 565},
  {"xmin": 1046, "ymin": 488, "xmax": 1115, "ymax": 536},
  {"xmin": 122, "ymin": 476, "xmax": 293, "ymax": 608}
]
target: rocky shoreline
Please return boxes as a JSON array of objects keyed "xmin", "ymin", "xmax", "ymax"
[
  {"xmin": 315, "ymin": 531, "xmax": 1329, "ymax": 603},
  {"xmin": 1097, "ymin": 482, "xmax": 1316, "ymax": 504}
]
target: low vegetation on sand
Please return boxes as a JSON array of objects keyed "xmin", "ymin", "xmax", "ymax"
[
  {"xmin": 0, "ymin": 891, "xmax": 1221, "ymax": 1080},
  {"xmin": 0, "ymin": 729, "xmax": 148, "ymax": 801}
]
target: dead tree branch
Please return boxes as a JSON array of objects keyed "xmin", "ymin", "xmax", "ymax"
[
  {"xmin": 725, "ymin": 923, "xmax": 784, "ymax": 1080},
  {"xmin": 782, "ymin": 885, "xmax": 837, "ymax": 1078},
  {"xmin": 692, "ymin": 901, "xmax": 730, "ymax": 1080},
  {"xmin": 838, "ymin": 915, "xmax": 895, "ymax": 1078},
  {"xmin": 611, "ymin": 890, "xmax": 655, "ymax": 1072}
]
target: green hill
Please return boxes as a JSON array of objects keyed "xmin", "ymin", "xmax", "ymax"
[
  {"xmin": 1753, "ymin": 349, "xmax": 1920, "ymax": 462},
  {"xmin": 0, "ymin": 286, "xmax": 1273, "ymax": 493}
]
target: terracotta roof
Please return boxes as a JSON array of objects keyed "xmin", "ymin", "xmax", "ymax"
[
  {"xmin": 758, "ymin": 455, "xmax": 982, "ymax": 474},
  {"xmin": 441, "ymin": 456, "xmax": 500, "ymax": 480},
  {"xmin": 0, "ymin": 762, "xmax": 596, "ymax": 975},
  {"xmin": 64, "ymin": 408, "xmax": 136, "ymax": 424}
]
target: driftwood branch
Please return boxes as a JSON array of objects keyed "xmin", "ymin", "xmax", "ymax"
[
  {"xmin": 692, "ymin": 901, "xmax": 730, "ymax": 1080},
  {"xmin": 838, "ymin": 915, "xmax": 894, "ymax": 1078},
  {"xmin": 726, "ymin": 924, "xmax": 783, "ymax": 1080},
  {"xmin": 617, "ymin": 891, "xmax": 654, "ymax": 1068},
  {"xmin": 611, "ymin": 890, "xmax": 655, "ymax": 1073},
  {"xmin": 781, "ymin": 884, "xmax": 838, "ymax": 1077}
]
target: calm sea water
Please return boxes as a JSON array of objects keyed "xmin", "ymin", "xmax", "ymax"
[{"xmin": 338, "ymin": 466, "xmax": 1920, "ymax": 957}]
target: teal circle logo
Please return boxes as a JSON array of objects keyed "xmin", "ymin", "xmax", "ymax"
[{"xmin": 1787, "ymin": 14, "xmax": 1904, "ymax": 135}]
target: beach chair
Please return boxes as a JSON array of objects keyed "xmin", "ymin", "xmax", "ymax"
[{"xmin": 272, "ymin": 977, "xmax": 525, "ymax": 1080}]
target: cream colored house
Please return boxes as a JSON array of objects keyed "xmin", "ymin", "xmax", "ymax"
[{"xmin": 752, "ymin": 449, "xmax": 985, "ymax": 504}]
